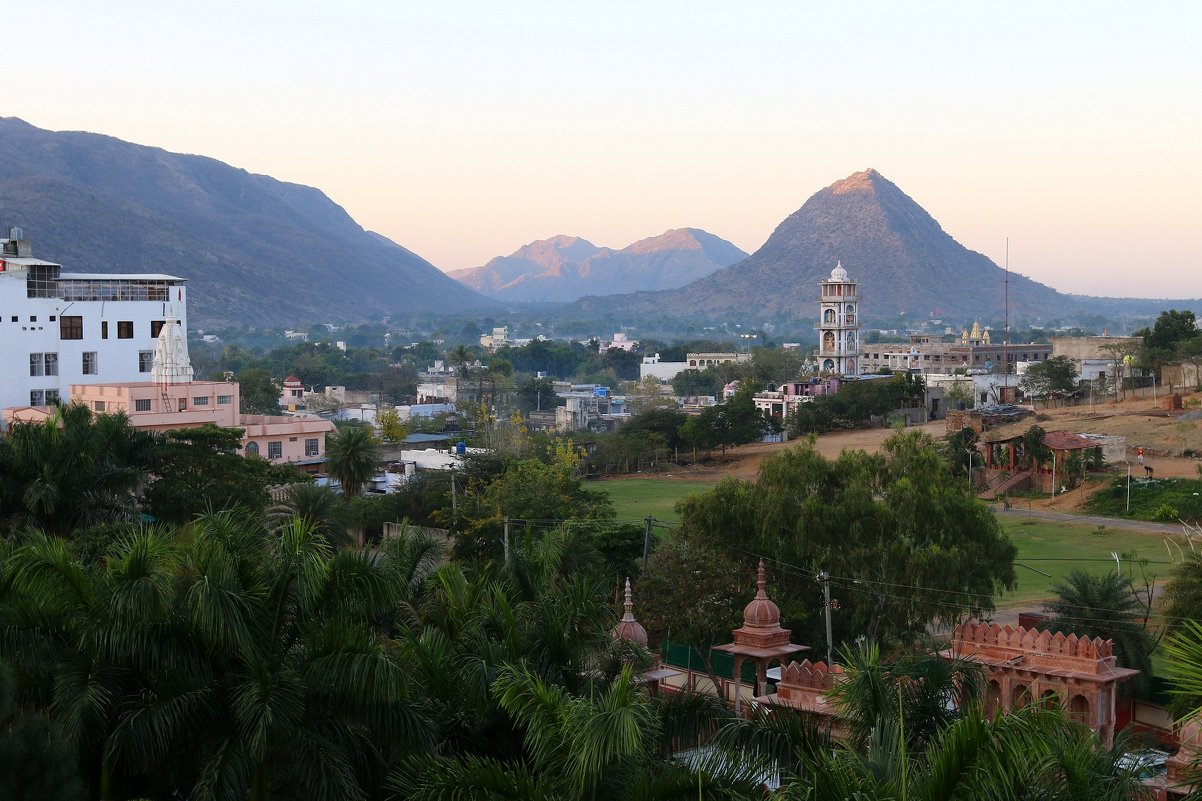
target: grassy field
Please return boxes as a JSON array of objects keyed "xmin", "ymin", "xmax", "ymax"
[
  {"xmin": 595, "ymin": 476, "xmax": 1188, "ymax": 612},
  {"xmin": 997, "ymin": 516, "xmax": 1184, "ymax": 608},
  {"xmin": 597, "ymin": 478, "xmax": 717, "ymax": 526}
]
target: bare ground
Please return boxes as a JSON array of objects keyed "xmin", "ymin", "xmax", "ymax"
[{"xmin": 644, "ymin": 389, "xmax": 1202, "ymax": 497}]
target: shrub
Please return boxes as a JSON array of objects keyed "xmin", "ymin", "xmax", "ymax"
[{"xmin": 1155, "ymin": 503, "xmax": 1180, "ymax": 522}]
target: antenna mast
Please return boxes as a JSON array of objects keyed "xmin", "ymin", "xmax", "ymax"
[{"xmin": 1004, "ymin": 237, "xmax": 1010, "ymax": 395}]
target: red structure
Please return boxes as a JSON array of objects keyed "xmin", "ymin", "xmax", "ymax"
[
  {"xmin": 756, "ymin": 659, "xmax": 848, "ymax": 739},
  {"xmin": 942, "ymin": 619, "xmax": 1138, "ymax": 747},
  {"xmin": 714, "ymin": 560, "xmax": 808, "ymax": 713}
]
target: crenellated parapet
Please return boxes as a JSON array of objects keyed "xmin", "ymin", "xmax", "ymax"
[
  {"xmin": 951, "ymin": 619, "xmax": 1117, "ymax": 673},
  {"xmin": 779, "ymin": 659, "xmax": 843, "ymax": 692}
]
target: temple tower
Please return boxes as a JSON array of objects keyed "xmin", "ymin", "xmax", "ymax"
[{"xmin": 818, "ymin": 262, "xmax": 860, "ymax": 376}]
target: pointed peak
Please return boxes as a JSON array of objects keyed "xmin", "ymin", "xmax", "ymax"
[{"xmin": 828, "ymin": 168, "xmax": 892, "ymax": 196}]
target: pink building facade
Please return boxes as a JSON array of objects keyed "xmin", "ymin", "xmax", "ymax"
[{"xmin": 68, "ymin": 380, "xmax": 333, "ymax": 472}]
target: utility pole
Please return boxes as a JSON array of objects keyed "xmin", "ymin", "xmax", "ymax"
[
  {"xmin": 818, "ymin": 571, "xmax": 833, "ymax": 666},
  {"xmin": 450, "ymin": 471, "xmax": 457, "ymax": 517},
  {"xmin": 503, "ymin": 516, "xmax": 510, "ymax": 564},
  {"xmin": 643, "ymin": 515, "xmax": 653, "ymax": 568}
]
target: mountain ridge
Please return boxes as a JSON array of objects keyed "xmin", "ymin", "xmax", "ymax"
[
  {"xmin": 451, "ymin": 227, "xmax": 747, "ymax": 302},
  {"xmin": 569, "ymin": 169, "xmax": 1076, "ymax": 325},
  {"xmin": 0, "ymin": 117, "xmax": 493, "ymax": 325}
]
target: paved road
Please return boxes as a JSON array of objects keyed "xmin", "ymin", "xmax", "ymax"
[{"xmin": 991, "ymin": 505, "xmax": 1193, "ymax": 536}]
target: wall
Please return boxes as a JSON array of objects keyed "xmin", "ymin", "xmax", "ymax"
[{"xmin": 1051, "ymin": 336, "xmax": 1139, "ymax": 362}]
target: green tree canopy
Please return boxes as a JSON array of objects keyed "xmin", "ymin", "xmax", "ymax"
[
  {"xmin": 1019, "ymin": 354, "xmax": 1080, "ymax": 402},
  {"xmin": 675, "ymin": 431, "xmax": 1016, "ymax": 644}
]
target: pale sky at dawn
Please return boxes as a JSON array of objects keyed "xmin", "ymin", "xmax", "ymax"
[{"xmin": 8, "ymin": 1, "xmax": 1202, "ymax": 297}]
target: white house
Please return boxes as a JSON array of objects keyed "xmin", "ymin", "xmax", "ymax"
[{"xmin": 0, "ymin": 229, "xmax": 188, "ymax": 415}]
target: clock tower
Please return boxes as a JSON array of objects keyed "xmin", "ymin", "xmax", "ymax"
[{"xmin": 818, "ymin": 262, "xmax": 861, "ymax": 376}]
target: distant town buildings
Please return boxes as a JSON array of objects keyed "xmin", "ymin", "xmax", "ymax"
[{"xmin": 479, "ymin": 326, "xmax": 510, "ymax": 351}]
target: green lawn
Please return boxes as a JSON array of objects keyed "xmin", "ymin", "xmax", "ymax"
[
  {"xmin": 997, "ymin": 516, "xmax": 1185, "ymax": 609},
  {"xmin": 595, "ymin": 477, "xmax": 717, "ymax": 526}
]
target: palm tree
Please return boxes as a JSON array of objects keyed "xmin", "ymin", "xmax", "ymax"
[
  {"xmin": 267, "ymin": 482, "xmax": 351, "ymax": 547},
  {"xmin": 0, "ymin": 513, "xmax": 429, "ymax": 801},
  {"xmin": 829, "ymin": 642, "xmax": 986, "ymax": 751},
  {"xmin": 1043, "ymin": 569, "xmax": 1157, "ymax": 693},
  {"xmin": 0, "ymin": 404, "xmax": 158, "ymax": 534},
  {"xmin": 324, "ymin": 423, "xmax": 380, "ymax": 546}
]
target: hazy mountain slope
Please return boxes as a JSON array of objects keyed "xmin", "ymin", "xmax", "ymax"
[
  {"xmin": 0, "ymin": 117, "xmax": 492, "ymax": 325},
  {"xmin": 451, "ymin": 228, "xmax": 747, "ymax": 302},
  {"xmin": 574, "ymin": 170, "xmax": 1072, "ymax": 325}
]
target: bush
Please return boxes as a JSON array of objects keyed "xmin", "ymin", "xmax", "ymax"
[{"xmin": 1155, "ymin": 503, "xmax": 1180, "ymax": 522}]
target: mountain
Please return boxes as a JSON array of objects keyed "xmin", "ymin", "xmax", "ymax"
[
  {"xmin": 573, "ymin": 169, "xmax": 1074, "ymax": 325},
  {"xmin": 0, "ymin": 118, "xmax": 493, "ymax": 325},
  {"xmin": 450, "ymin": 228, "xmax": 747, "ymax": 302}
]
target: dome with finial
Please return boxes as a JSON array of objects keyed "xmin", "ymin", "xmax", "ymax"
[
  {"xmin": 742, "ymin": 559, "xmax": 781, "ymax": 628},
  {"xmin": 829, "ymin": 261, "xmax": 849, "ymax": 282},
  {"xmin": 611, "ymin": 578, "xmax": 648, "ymax": 648}
]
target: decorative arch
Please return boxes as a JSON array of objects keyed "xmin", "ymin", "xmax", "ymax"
[
  {"xmin": 823, "ymin": 308, "xmax": 835, "ymax": 324},
  {"xmin": 823, "ymin": 332, "xmax": 835, "ymax": 351},
  {"xmin": 985, "ymin": 679, "xmax": 1002, "ymax": 718},
  {"xmin": 1011, "ymin": 683, "xmax": 1031, "ymax": 709},
  {"xmin": 1068, "ymin": 694, "xmax": 1090, "ymax": 724},
  {"xmin": 246, "ymin": 441, "xmax": 260, "ymax": 456},
  {"xmin": 822, "ymin": 359, "xmax": 834, "ymax": 371}
]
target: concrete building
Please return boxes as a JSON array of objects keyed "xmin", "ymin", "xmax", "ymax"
[
  {"xmin": 601, "ymin": 332, "xmax": 638, "ymax": 352},
  {"xmin": 860, "ymin": 323, "xmax": 1053, "ymax": 376},
  {"xmin": 639, "ymin": 353, "xmax": 688, "ymax": 382},
  {"xmin": 64, "ymin": 306, "xmax": 334, "ymax": 473},
  {"xmin": 685, "ymin": 352, "xmax": 751, "ymax": 368},
  {"xmin": 479, "ymin": 326, "xmax": 510, "ymax": 351},
  {"xmin": 818, "ymin": 262, "xmax": 861, "ymax": 376},
  {"xmin": 0, "ymin": 229, "xmax": 188, "ymax": 414}
]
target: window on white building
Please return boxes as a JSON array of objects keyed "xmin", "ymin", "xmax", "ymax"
[
  {"xmin": 134, "ymin": 399, "xmax": 152, "ymax": 412},
  {"xmin": 30, "ymin": 389, "xmax": 44, "ymax": 406},
  {"xmin": 46, "ymin": 389, "xmax": 60, "ymax": 406},
  {"xmin": 305, "ymin": 438, "xmax": 319, "ymax": 457},
  {"xmin": 150, "ymin": 320, "xmax": 166, "ymax": 338},
  {"xmin": 101, "ymin": 321, "xmax": 109, "ymax": 339},
  {"xmin": 29, "ymin": 353, "xmax": 43, "ymax": 376},
  {"xmin": 117, "ymin": 320, "xmax": 134, "ymax": 339},
  {"xmin": 267, "ymin": 441, "xmax": 282, "ymax": 460},
  {"xmin": 82, "ymin": 352, "xmax": 98, "ymax": 375},
  {"xmin": 138, "ymin": 351, "xmax": 153, "ymax": 373},
  {"xmin": 60, "ymin": 316, "xmax": 83, "ymax": 340},
  {"xmin": 217, "ymin": 395, "xmax": 233, "ymax": 405}
]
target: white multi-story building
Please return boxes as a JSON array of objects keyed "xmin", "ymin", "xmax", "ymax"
[{"xmin": 0, "ymin": 229, "xmax": 187, "ymax": 413}]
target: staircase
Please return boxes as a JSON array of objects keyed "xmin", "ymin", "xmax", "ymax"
[{"xmin": 978, "ymin": 470, "xmax": 1031, "ymax": 500}]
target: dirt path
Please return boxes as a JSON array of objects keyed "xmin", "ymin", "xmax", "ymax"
[{"xmin": 993, "ymin": 505, "xmax": 1190, "ymax": 535}]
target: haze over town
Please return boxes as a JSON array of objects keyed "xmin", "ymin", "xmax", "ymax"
[{"xmin": 10, "ymin": 1, "xmax": 1201, "ymax": 298}]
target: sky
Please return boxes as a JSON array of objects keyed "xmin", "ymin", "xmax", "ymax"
[{"xmin": 8, "ymin": 1, "xmax": 1202, "ymax": 298}]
